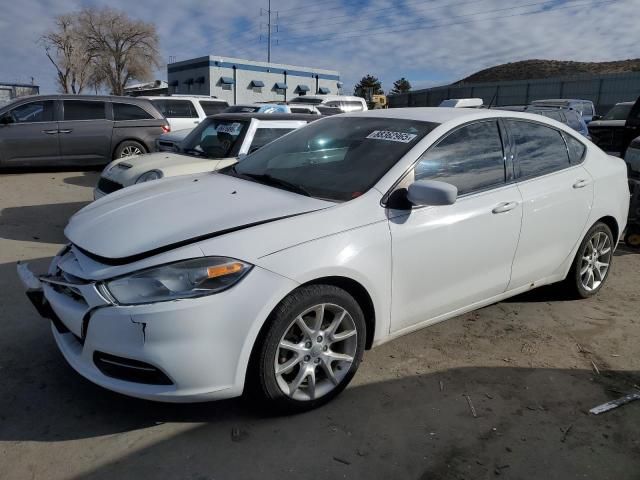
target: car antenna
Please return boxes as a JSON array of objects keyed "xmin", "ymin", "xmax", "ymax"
[{"xmin": 486, "ymin": 90, "xmax": 497, "ymax": 109}]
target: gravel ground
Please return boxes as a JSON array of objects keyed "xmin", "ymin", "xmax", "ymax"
[{"xmin": 1, "ymin": 171, "xmax": 639, "ymax": 480}]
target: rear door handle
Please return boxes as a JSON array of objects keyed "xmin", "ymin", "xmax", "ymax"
[
  {"xmin": 492, "ymin": 201, "xmax": 519, "ymax": 214},
  {"xmin": 58, "ymin": 129, "xmax": 73, "ymax": 134},
  {"xmin": 573, "ymin": 179, "xmax": 590, "ymax": 189},
  {"xmin": 42, "ymin": 129, "xmax": 58, "ymax": 135}
]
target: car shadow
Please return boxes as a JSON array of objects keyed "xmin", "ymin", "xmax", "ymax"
[
  {"xmin": 0, "ymin": 201, "xmax": 88, "ymax": 243},
  {"xmin": 63, "ymin": 171, "xmax": 101, "ymax": 188}
]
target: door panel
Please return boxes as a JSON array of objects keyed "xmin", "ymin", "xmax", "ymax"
[
  {"xmin": 0, "ymin": 100, "xmax": 59, "ymax": 166},
  {"xmin": 59, "ymin": 100, "xmax": 112, "ymax": 165},
  {"xmin": 389, "ymin": 185, "xmax": 523, "ymax": 332},
  {"xmin": 388, "ymin": 119, "xmax": 521, "ymax": 333},
  {"xmin": 508, "ymin": 167, "xmax": 593, "ymax": 288},
  {"xmin": 505, "ymin": 119, "xmax": 594, "ymax": 288}
]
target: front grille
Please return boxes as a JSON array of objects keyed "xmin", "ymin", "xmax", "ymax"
[
  {"xmin": 93, "ymin": 352, "xmax": 173, "ymax": 385},
  {"xmin": 97, "ymin": 177, "xmax": 124, "ymax": 194}
]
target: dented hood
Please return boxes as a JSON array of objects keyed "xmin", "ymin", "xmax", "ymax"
[{"xmin": 66, "ymin": 172, "xmax": 333, "ymax": 263}]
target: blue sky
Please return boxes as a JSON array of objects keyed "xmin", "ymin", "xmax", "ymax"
[{"xmin": 0, "ymin": 0, "xmax": 637, "ymax": 94}]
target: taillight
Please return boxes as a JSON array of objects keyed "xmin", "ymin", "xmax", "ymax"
[{"xmin": 162, "ymin": 125, "xmax": 171, "ymax": 134}]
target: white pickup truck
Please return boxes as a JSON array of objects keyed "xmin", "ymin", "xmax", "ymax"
[{"xmin": 94, "ymin": 113, "xmax": 318, "ymax": 199}]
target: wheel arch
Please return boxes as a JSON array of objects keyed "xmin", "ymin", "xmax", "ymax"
[{"xmin": 596, "ymin": 215, "xmax": 619, "ymax": 243}]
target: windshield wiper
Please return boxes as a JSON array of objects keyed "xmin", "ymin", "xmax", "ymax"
[{"xmin": 243, "ymin": 173, "xmax": 311, "ymax": 197}]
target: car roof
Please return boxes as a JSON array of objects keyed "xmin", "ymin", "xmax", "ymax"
[
  {"xmin": 298, "ymin": 95, "xmax": 364, "ymax": 102},
  {"xmin": 142, "ymin": 96, "xmax": 226, "ymax": 102},
  {"xmin": 347, "ymin": 107, "xmax": 580, "ymax": 126},
  {"xmin": 208, "ymin": 112, "xmax": 319, "ymax": 121},
  {"xmin": 3, "ymin": 94, "xmax": 152, "ymax": 103}
]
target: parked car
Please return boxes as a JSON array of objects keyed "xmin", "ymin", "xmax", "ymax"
[
  {"xmin": 625, "ymin": 135, "xmax": 640, "ymax": 179},
  {"xmin": 0, "ymin": 95, "xmax": 168, "ymax": 167},
  {"xmin": 286, "ymin": 104, "xmax": 321, "ymax": 115},
  {"xmin": 94, "ymin": 113, "xmax": 318, "ymax": 198},
  {"xmin": 225, "ymin": 104, "xmax": 291, "ymax": 114},
  {"xmin": 493, "ymin": 105, "xmax": 590, "ymax": 138},
  {"xmin": 288, "ymin": 94, "xmax": 368, "ymax": 113},
  {"xmin": 155, "ymin": 128, "xmax": 192, "ymax": 152},
  {"xmin": 588, "ymin": 98, "xmax": 640, "ymax": 156},
  {"xmin": 530, "ymin": 99, "xmax": 596, "ymax": 123},
  {"xmin": 143, "ymin": 96, "xmax": 229, "ymax": 131},
  {"xmin": 18, "ymin": 107, "xmax": 628, "ymax": 411}
]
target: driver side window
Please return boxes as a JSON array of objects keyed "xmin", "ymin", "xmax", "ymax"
[
  {"xmin": 8, "ymin": 101, "xmax": 55, "ymax": 123},
  {"xmin": 414, "ymin": 120, "xmax": 506, "ymax": 196}
]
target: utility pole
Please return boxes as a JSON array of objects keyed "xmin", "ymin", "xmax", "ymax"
[
  {"xmin": 260, "ymin": 1, "xmax": 278, "ymax": 63},
  {"xmin": 267, "ymin": 0, "xmax": 271, "ymax": 63}
]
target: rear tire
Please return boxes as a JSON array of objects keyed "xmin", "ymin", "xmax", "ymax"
[
  {"xmin": 624, "ymin": 225, "xmax": 640, "ymax": 249},
  {"xmin": 563, "ymin": 222, "xmax": 614, "ymax": 298},
  {"xmin": 114, "ymin": 140, "xmax": 146, "ymax": 159},
  {"xmin": 251, "ymin": 284, "xmax": 366, "ymax": 413}
]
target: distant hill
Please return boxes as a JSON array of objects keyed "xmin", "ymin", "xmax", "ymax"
[{"xmin": 455, "ymin": 59, "xmax": 640, "ymax": 84}]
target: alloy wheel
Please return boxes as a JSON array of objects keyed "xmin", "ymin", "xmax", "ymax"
[
  {"xmin": 121, "ymin": 145, "xmax": 142, "ymax": 157},
  {"xmin": 274, "ymin": 303, "xmax": 358, "ymax": 401},
  {"xmin": 580, "ymin": 231, "xmax": 612, "ymax": 292}
]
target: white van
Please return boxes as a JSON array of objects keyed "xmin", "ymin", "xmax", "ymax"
[
  {"xmin": 289, "ymin": 95, "xmax": 368, "ymax": 113},
  {"xmin": 142, "ymin": 96, "xmax": 229, "ymax": 131}
]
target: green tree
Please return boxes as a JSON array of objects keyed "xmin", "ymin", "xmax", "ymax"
[
  {"xmin": 390, "ymin": 77, "xmax": 412, "ymax": 95},
  {"xmin": 353, "ymin": 74, "xmax": 383, "ymax": 101}
]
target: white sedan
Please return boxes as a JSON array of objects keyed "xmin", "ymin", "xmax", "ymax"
[
  {"xmin": 94, "ymin": 113, "xmax": 316, "ymax": 199},
  {"xmin": 18, "ymin": 108, "xmax": 629, "ymax": 412}
]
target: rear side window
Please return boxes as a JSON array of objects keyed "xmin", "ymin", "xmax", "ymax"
[
  {"xmin": 151, "ymin": 100, "xmax": 197, "ymax": 118},
  {"xmin": 113, "ymin": 103, "xmax": 153, "ymax": 121},
  {"xmin": 63, "ymin": 101, "xmax": 106, "ymax": 121},
  {"xmin": 249, "ymin": 127, "xmax": 295, "ymax": 153},
  {"xmin": 414, "ymin": 120, "xmax": 506, "ymax": 195},
  {"xmin": 564, "ymin": 111, "xmax": 583, "ymax": 131},
  {"xmin": 199, "ymin": 101, "xmax": 228, "ymax": 116},
  {"xmin": 8, "ymin": 100, "xmax": 55, "ymax": 123},
  {"xmin": 581, "ymin": 102, "xmax": 594, "ymax": 116},
  {"xmin": 507, "ymin": 120, "xmax": 570, "ymax": 178},
  {"xmin": 563, "ymin": 133, "xmax": 586, "ymax": 165}
]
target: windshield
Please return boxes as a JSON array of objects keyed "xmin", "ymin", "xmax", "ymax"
[
  {"xmin": 180, "ymin": 118, "xmax": 248, "ymax": 158},
  {"xmin": 226, "ymin": 117, "xmax": 437, "ymax": 201},
  {"xmin": 602, "ymin": 104, "xmax": 632, "ymax": 121},
  {"xmin": 289, "ymin": 97, "xmax": 324, "ymax": 105}
]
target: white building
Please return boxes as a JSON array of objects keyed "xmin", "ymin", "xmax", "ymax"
[{"xmin": 167, "ymin": 55, "xmax": 342, "ymax": 104}]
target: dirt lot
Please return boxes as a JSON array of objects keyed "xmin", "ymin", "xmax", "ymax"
[{"xmin": 1, "ymin": 171, "xmax": 639, "ymax": 480}]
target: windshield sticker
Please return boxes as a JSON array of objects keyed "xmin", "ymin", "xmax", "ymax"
[
  {"xmin": 366, "ymin": 130, "xmax": 417, "ymax": 143},
  {"xmin": 216, "ymin": 122, "xmax": 242, "ymax": 135}
]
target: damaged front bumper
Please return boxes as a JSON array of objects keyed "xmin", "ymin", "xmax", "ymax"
[{"xmin": 17, "ymin": 250, "xmax": 298, "ymax": 403}]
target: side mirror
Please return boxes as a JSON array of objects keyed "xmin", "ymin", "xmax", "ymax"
[
  {"xmin": 237, "ymin": 153, "xmax": 248, "ymax": 161},
  {"xmin": 407, "ymin": 179, "xmax": 458, "ymax": 206},
  {"xmin": 592, "ymin": 114, "xmax": 602, "ymax": 121}
]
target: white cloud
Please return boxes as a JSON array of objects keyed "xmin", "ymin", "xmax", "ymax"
[{"xmin": 0, "ymin": 0, "xmax": 637, "ymax": 94}]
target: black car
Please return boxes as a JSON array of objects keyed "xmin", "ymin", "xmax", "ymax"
[
  {"xmin": 0, "ymin": 95, "xmax": 169, "ymax": 167},
  {"xmin": 588, "ymin": 97, "xmax": 640, "ymax": 156}
]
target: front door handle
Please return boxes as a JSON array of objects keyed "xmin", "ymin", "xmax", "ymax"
[
  {"xmin": 492, "ymin": 201, "xmax": 519, "ymax": 214},
  {"xmin": 573, "ymin": 179, "xmax": 590, "ymax": 189},
  {"xmin": 42, "ymin": 129, "xmax": 58, "ymax": 135},
  {"xmin": 58, "ymin": 129, "xmax": 73, "ymax": 134}
]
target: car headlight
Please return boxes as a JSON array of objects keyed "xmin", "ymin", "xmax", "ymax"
[
  {"xmin": 103, "ymin": 257, "xmax": 252, "ymax": 305},
  {"xmin": 136, "ymin": 170, "xmax": 163, "ymax": 184}
]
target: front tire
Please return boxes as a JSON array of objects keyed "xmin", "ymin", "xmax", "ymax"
[
  {"xmin": 252, "ymin": 285, "xmax": 366, "ymax": 413},
  {"xmin": 564, "ymin": 222, "xmax": 614, "ymax": 298}
]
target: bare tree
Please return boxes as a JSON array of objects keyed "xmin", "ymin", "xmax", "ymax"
[
  {"xmin": 39, "ymin": 15, "xmax": 99, "ymax": 94},
  {"xmin": 78, "ymin": 7, "xmax": 161, "ymax": 96}
]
